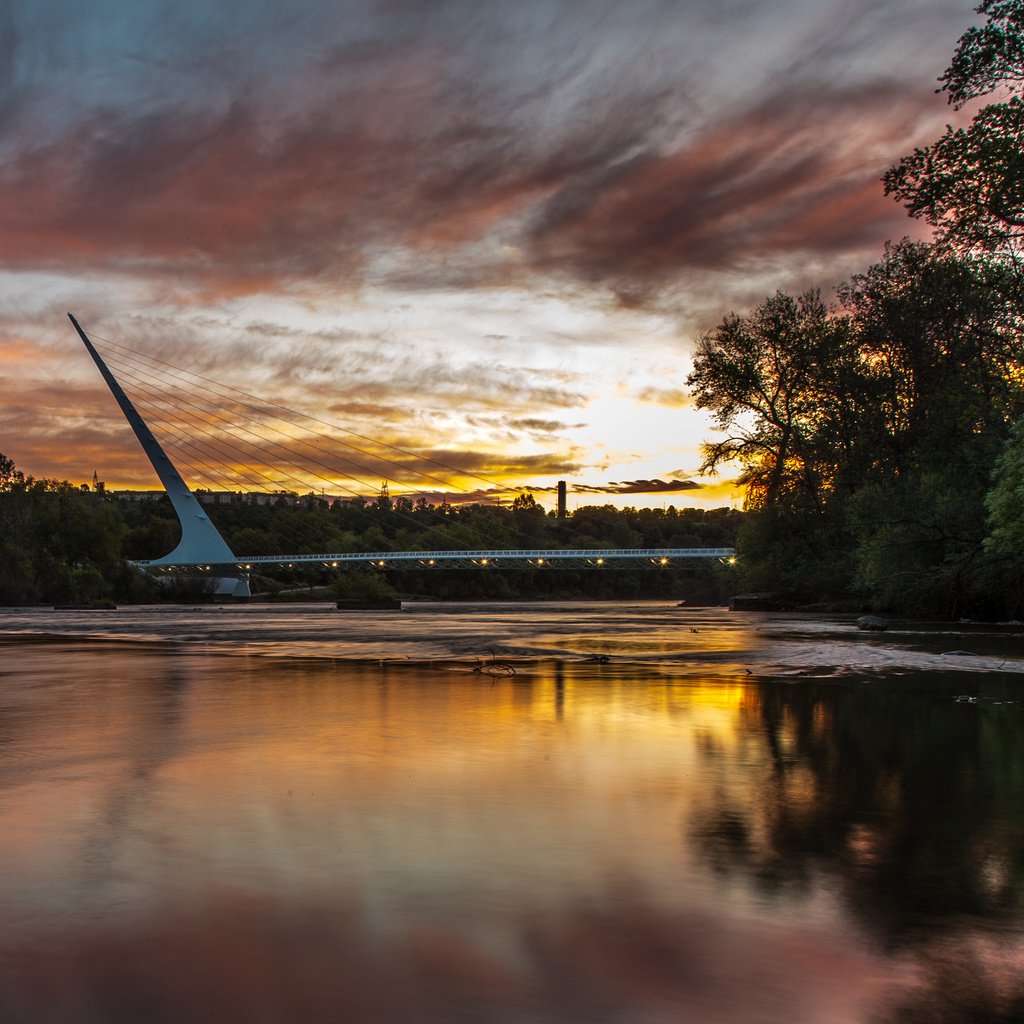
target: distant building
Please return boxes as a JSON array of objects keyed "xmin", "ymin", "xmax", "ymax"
[
  {"xmin": 110, "ymin": 489, "xmax": 167, "ymax": 503},
  {"xmin": 195, "ymin": 489, "xmax": 301, "ymax": 507},
  {"xmin": 195, "ymin": 490, "xmax": 237, "ymax": 505}
]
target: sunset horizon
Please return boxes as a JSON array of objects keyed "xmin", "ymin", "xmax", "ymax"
[{"xmin": 1, "ymin": 0, "xmax": 973, "ymax": 509}]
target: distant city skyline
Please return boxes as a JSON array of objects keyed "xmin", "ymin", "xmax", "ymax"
[{"xmin": 0, "ymin": 0, "xmax": 972, "ymax": 507}]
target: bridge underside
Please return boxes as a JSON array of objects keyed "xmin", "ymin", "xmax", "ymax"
[{"xmin": 134, "ymin": 547, "xmax": 736, "ymax": 573}]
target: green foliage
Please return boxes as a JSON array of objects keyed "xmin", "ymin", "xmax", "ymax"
[
  {"xmin": 331, "ymin": 571, "xmax": 399, "ymax": 601},
  {"xmin": 884, "ymin": 98, "xmax": 1024, "ymax": 256},
  {"xmin": 886, "ymin": 1, "xmax": 1024, "ymax": 263},
  {"xmin": 939, "ymin": 0, "xmax": 1024, "ymax": 108},
  {"xmin": 839, "ymin": 241, "xmax": 1022, "ymax": 477},
  {"xmin": 848, "ymin": 475, "xmax": 994, "ymax": 617},
  {"xmin": 689, "ymin": 241, "xmax": 1023, "ymax": 616},
  {"xmin": 0, "ymin": 458, "xmax": 127, "ymax": 604},
  {"xmin": 123, "ymin": 508, "xmax": 180, "ymax": 560},
  {"xmin": 986, "ymin": 417, "xmax": 1024, "ymax": 558},
  {"xmin": 733, "ymin": 505, "xmax": 854, "ymax": 603},
  {"xmin": 687, "ymin": 290, "xmax": 859, "ymax": 510}
]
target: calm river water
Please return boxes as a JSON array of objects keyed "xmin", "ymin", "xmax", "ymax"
[{"xmin": 1, "ymin": 602, "xmax": 1022, "ymax": 1023}]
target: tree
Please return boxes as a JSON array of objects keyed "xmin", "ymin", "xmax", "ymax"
[
  {"xmin": 687, "ymin": 4, "xmax": 1024, "ymax": 615},
  {"xmin": 839, "ymin": 240, "xmax": 1021, "ymax": 480},
  {"xmin": 510, "ymin": 492, "xmax": 541, "ymax": 512},
  {"xmin": 832, "ymin": 242, "xmax": 1023, "ymax": 614},
  {"xmin": 0, "ymin": 451, "xmax": 26, "ymax": 495},
  {"xmin": 686, "ymin": 293, "xmax": 866, "ymax": 600},
  {"xmin": 884, "ymin": 100, "xmax": 1024, "ymax": 258},
  {"xmin": 687, "ymin": 243, "xmax": 1022, "ymax": 611},
  {"xmin": 884, "ymin": 1, "xmax": 1024, "ymax": 262},
  {"xmin": 875, "ymin": 3, "xmax": 1024, "ymax": 615},
  {"xmin": 0, "ymin": 453, "xmax": 128, "ymax": 604},
  {"xmin": 939, "ymin": 0, "xmax": 1024, "ymax": 106},
  {"xmin": 985, "ymin": 416, "xmax": 1024, "ymax": 558},
  {"xmin": 687, "ymin": 291, "xmax": 858, "ymax": 511}
]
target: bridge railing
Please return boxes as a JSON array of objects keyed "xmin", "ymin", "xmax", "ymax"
[{"xmin": 133, "ymin": 547, "xmax": 737, "ymax": 570}]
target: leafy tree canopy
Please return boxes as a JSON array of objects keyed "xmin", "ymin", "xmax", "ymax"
[
  {"xmin": 686, "ymin": 291, "xmax": 855, "ymax": 511},
  {"xmin": 940, "ymin": 0, "xmax": 1024, "ymax": 107},
  {"xmin": 885, "ymin": 1, "xmax": 1024, "ymax": 261},
  {"xmin": 884, "ymin": 98, "xmax": 1024, "ymax": 255},
  {"xmin": 985, "ymin": 416, "xmax": 1024, "ymax": 557}
]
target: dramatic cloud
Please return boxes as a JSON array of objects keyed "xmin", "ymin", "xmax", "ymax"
[
  {"xmin": 0, "ymin": 0, "xmax": 966, "ymax": 302},
  {"xmin": 574, "ymin": 478, "xmax": 703, "ymax": 495},
  {"xmin": 0, "ymin": 0, "xmax": 977, "ymax": 501}
]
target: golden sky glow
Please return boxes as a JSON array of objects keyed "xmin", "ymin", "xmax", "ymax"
[{"xmin": 0, "ymin": 0, "xmax": 971, "ymax": 507}]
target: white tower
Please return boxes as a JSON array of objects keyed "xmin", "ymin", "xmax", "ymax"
[{"xmin": 69, "ymin": 314, "xmax": 250, "ymax": 598}]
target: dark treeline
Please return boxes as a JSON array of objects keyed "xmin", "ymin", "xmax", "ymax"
[
  {"xmin": 0, "ymin": 453, "xmax": 142, "ymax": 605},
  {"xmin": 688, "ymin": 1, "xmax": 1024, "ymax": 620},
  {"xmin": 200, "ymin": 490, "xmax": 739, "ymax": 602},
  {"xmin": 0, "ymin": 456, "xmax": 740, "ymax": 604}
]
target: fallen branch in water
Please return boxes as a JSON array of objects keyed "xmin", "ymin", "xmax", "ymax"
[{"xmin": 473, "ymin": 648, "xmax": 517, "ymax": 677}]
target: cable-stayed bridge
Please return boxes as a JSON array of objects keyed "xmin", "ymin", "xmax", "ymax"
[
  {"xmin": 69, "ymin": 314, "xmax": 734, "ymax": 597},
  {"xmin": 136, "ymin": 548, "xmax": 737, "ymax": 572}
]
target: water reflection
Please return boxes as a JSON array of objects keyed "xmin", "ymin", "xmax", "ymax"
[
  {"xmin": 691, "ymin": 676, "xmax": 1024, "ymax": 1020},
  {"xmin": 0, "ymin": 640, "xmax": 1022, "ymax": 1022}
]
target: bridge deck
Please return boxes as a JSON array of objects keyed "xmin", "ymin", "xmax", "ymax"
[{"xmin": 135, "ymin": 547, "xmax": 737, "ymax": 571}]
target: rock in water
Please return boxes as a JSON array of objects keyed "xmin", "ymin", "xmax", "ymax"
[{"xmin": 857, "ymin": 615, "xmax": 889, "ymax": 632}]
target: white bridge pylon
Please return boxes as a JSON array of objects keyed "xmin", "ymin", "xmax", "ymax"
[
  {"xmin": 70, "ymin": 313, "xmax": 252, "ymax": 597},
  {"xmin": 71, "ymin": 314, "xmax": 735, "ymax": 588}
]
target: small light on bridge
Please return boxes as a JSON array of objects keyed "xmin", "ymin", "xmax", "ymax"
[
  {"xmin": 728, "ymin": 557, "xmax": 737, "ymax": 565},
  {"xmin": 537, "ymin": 558, "xmax": 544, "ymax": 565},
  {"xmin": 379, "ymin": 560, "xmax": 386, "ymax": 567},
  {"xmin": 596, "ymin": 558, "xmax": 604, "ymax": 565},
  {"xmin": 429, "ymin": 559, "xmax": 435, "ymax": 565},
  {"xmin": 660, "ymin": 557, "xmax": 668, "ymax": 565},
  {"xmin": 481, "ymin": 558, "xmax": 489, "ymax": 565}
]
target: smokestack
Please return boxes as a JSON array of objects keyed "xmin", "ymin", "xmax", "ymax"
[{"xmin": 557, "ymin": 480, "xmax": 567, "ymax": 518}]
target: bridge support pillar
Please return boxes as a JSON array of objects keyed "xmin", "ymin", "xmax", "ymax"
[{"xmin": 214, "ymin": 574, "xmax": 251, "ymax": 600}]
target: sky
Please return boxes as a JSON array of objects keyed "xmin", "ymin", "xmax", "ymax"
[{"xmin": 0, "ymin": 0, "xmax": 976, "ymax": 508}]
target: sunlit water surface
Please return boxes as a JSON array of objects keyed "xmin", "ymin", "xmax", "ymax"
[{"xmin": 1, "ymin": 603, "xmax": 1022, "ymax": 1023}]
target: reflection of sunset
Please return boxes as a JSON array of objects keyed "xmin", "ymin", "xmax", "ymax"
[
  {"xmin": 4, "ymin": 634, "xmax": 1024, "ymax": 1020},
  {"xmin": 0, "ymin": 651, "xmax": 783, "ymax": 916}
]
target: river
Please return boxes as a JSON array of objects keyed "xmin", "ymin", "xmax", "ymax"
[{"xmin": 1, "ymin": 602, "xmax": 1022, "ymax": 1023}]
